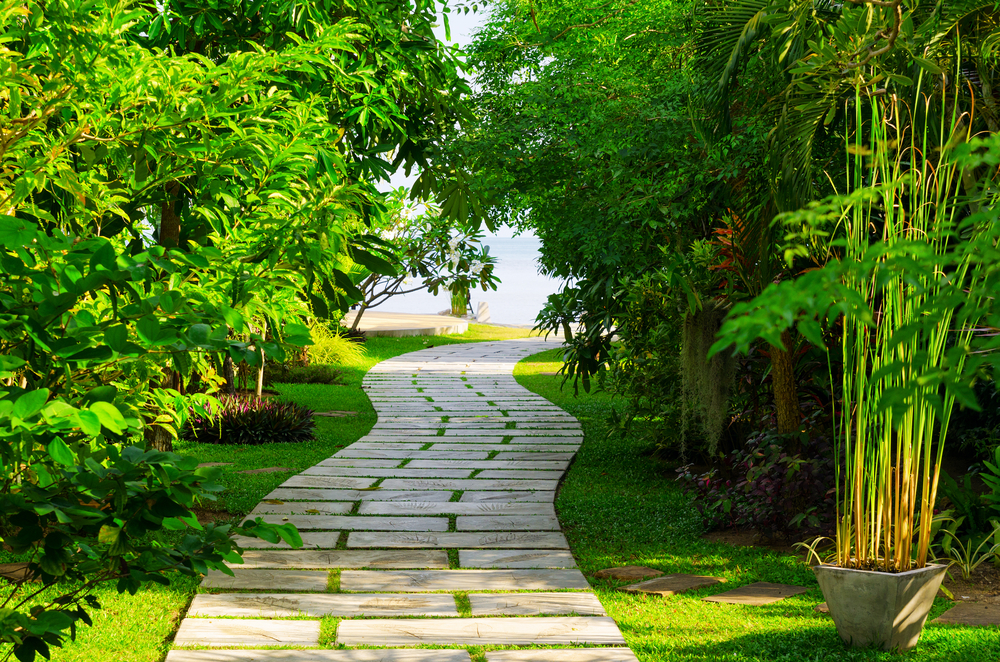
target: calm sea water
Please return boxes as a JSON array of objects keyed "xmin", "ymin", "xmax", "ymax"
[{"xmin": 375, "ymin": 234, "xmax": 565, "ymax": 326}]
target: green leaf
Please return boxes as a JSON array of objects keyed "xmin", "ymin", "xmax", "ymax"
[
  {"xmin": 136, "ymin": 317, "xmax": 160, "ymax": 344},
  {"xmin": 89, "ymin": 402, "xmax": 127, "ymax": 435},
  {"xmin": 13, "ymin": 389, "xmax": 50, "ymax": 420},
  {"xmin": 98, "ymin": 525, "xmax": 120, "ymax": 545},
  {"xmin": 104, "ymin": 325, "xmax": 128, "ymax": 352},
  {"xmin": 46, "ymin": 438, "xmax": 74, "ymax": 466},
  {"xmin": 76, "ymin": 410, "xmax": 102, "ymax": 437},
  {"xmin": 912, "ymin": 57, "xmax": 944, "ymax": 75}
]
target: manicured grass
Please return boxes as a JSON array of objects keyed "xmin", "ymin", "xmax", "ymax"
[
  {"xmin": 513, "ymin": 348, "xmax": 999, "ymax": 662},
  {"xmin": 1, "ymin": 324, "xmax": 536, "ymax": 662}
]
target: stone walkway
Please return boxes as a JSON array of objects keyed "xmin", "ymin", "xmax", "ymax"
[{"xmin": 167, "ymin": 339, "xmax": 639, "ymax": 662}]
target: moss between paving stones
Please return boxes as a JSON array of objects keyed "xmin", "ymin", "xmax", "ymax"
[{"xmin": 512, "ymin": 348, "xmax": 1000, "ymax": 662}]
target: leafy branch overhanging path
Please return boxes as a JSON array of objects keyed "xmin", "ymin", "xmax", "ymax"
[{"xmin": 167, "ymin": 338, "xmax": 639, "ymax": 661}]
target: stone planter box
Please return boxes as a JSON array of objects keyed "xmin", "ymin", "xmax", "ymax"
[{"xmin": 813, "ymin": 562, "xmax": 947, "ymax": 652}]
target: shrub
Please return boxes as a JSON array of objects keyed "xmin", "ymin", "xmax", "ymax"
[
  {"xmin": 183, "ymin": 395, "xmax": 316, "ymax": 445},
  {"xmin": 677, "ymin": 419, "xmax": 837, "ymax": 538},
  {"xmin": 308, "ymin": 322, "xmax": 366, "ymax": 366}
]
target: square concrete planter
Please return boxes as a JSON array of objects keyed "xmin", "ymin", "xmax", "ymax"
[{"xmin": 813, "ymin": 563, "xmax": 947, "ymax": 652}]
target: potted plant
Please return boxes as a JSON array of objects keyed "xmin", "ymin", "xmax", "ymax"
[{"xmin": 713, "ymin": 80, "xmax": 999, "ymax": 650}]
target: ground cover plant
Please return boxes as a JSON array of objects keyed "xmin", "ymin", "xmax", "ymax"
[
  {"xmin": 0, "ymin": 325, "xmax": 536, "ymax": 662},
  {"xmin": 514, "ymin": 349, "xmax": 1000, "ymax": 662}
]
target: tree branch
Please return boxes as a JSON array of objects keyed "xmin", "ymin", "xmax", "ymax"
[{"xmin": 552, "ymin": 0, "xmax": 639, "ymax": 41}]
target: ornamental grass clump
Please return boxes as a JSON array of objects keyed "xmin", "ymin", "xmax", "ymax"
[{"xmin": 183, "ymin": 394, "xmax": 316, "ymax": 445}]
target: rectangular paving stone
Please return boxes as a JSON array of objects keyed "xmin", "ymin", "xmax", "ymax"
[
  {"xmin": 249, "ymin": 501, "xmax": 353, "ymax": 516},
  {"xmin": 702, "ymin": 582, "xmax": 809, "ymax": 605},
  {"xmin": 494, "ymin": 452, "xmax": 575, "ymax": 461},
  {"xmin": 358, "ymin": 501, "xmax": 556, "ymax": 516},
  {"xmin": 457, "ymin": 516, "xmax": 561, "ymax": 531},
  {"xmin": 460, "ymin": 491, "xmax": 557, "ymax": 503},
  {"xmin": 335, "ymin": 450, "xmax": 489, "ymax": 460},
  {"xmin": 424, "ymin": 444, "xmax": 511, "ymax": 451},
  {"xmin": 303, "ymin": 467, "xmax": 473, "ymax": 479},
  {"xmin": 233, "ymin": 549, "xmax": 449, "ymax": 569},
  {"xmin": 264, "ymin": 489, "xmax": 453, "ymax": 502},
  {"xmin": 167, "ymin": 650, "xmax": 472, "ymax": 662},
  {"xmin": 173, "ymin": 618, "xmax": 319, "ymax": 647},
  {"xmin": 346, "ymin": 531, "xmax": 569, "ymax": 549},
  {"xmin": 314, "ymin": 459, "xmax": 403, "ymax": 468},
  {"xmin": 345, "ymin": 443, "xmax": 426, "ymax": 450},
  {"xmin": 460, "ymin": 550, "xmax": 577, "ymax": 568},
  {"xmin": 336, "ymin": 616, "xmax": 624, "ymax": 646},
  {"xmin": 257, "ymin": 515, "xmax": 449, "ymax": 531},
  {"xmin": 280, "ymin": 476, "xmax": 378, "ymax": 489},
  {"xmin": 188, "ymin": 592, "xmax": 459, "ymax": 617},
  {"xmin": 379, "ymin": 479, "xmax": 559, "ymax": 491},
  {"xmin": 232, "ymin": 532, "xmax": 341, "ymax": 549},
  {"xmin": 200, "ymin": 569, "xmax": 329, "ymax": 591},
  {"xmin": 470, "ymin": 592, "xmax": 606, "ymax": 616},
  {"xmin": 474, "ymin": 470, "xmax": 566, "ymax": 480},
  {"xmin": 407, "ymin": 460, "xmax": 569, "ymax": 470},
  {"xmin": 341, "ymin": 569, "xmax": 590, "ymax": 592},
  {"xmin": 502, "ymin": 431, "xmax": 582, "ymax": 438},
  {"xmin": 485, "ymin": 650, "xmax": 639, "ymax": 662}
]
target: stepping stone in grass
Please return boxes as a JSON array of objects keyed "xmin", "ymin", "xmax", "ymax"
[
  {"xmin": 620, "ymin": 573, "xmax": 725, "ymax": 597},
  {"xmin": 237, "ymin": 466, "xmax": 292, "ymax": 474},
  {"xmin": 172, "ymin": 617, "xmax": 319, "ymax": 647},
  {"xmin": 230, "ymin": 532, "xmax": 341, "ymax": 549},
  {"xmin": 200, "ymin": 569, "xmax": 328, "ymax": 591},
  {"xmin": 470, "ymin": 592, "xmax": 606, "ymax": 616},
  {"xmin": 460, "ymin": 550, "xmax": 577, "ymax": 569},
  {"xmin": 486, "ymin": 650, "xmax": 639, "ymax": 662},
  {"xmin": 595, "ymin": 566, "xmax": 664, "ymax": 581},
  {"xmin": 460, "ymin": 491, "xmax": 557, "ymax": 503},
  {"xmin": 340, "ymin": 568, "xmax": 590, "ymax": 592},
  {"xmin": 357, "ymin": 501, "xmax": 556, "ymax": 517},
  {"xmin": 314, "ymin": 410, "xmax": 358, "ymax": 417},
  {"xmin": 188, "ymin": 592, "xmax": 459, "ymax": 617},
  {"xmin": 168, "ymin": 650, "xmax": 472, "ymax": 661},
  {"xmin": 815, "ymin": 602, "xmax": 830, "ymax": 614},
  {"xmin": 234, "ymin": 549, "xmax": 449, "ymax": 570},
  {"xmin": 932, "ymin": 602, "xmax": 1000, "ymax": 626},
  {"xmin": 701, "ymin": 581, "xmax": 808, "ymax": 605},
  {"xmin": 264, "ymin": 488, "xmax": 454, "ymax": 502},
  {"xmin": 196, "ymin": 462, "xmax": 232, "ymax": 468},
  {"xmin": 280, "ymin": 476, "xmax": 378, "ymax": 489},
  {"xmin": 456, "ymin": 515, "xmax": 561, "ymax": 531},
  {"xmin": 255, "ymin": 514, "xmax": 449, "ymax": 531},
  {"xmin": 336, "ymin": 616, "xmax": 625, "ymax": 646}
]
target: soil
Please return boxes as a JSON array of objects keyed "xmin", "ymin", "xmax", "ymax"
[
  {"xmin": 702, "ymin": 528, "xmax": 804, "ymax": 556},
  {"xmin": 940, "ymin": 561, "xmax": 1000, "ymax": 605},
  {"xmin": 192, "ymin": 508, "xmax": 238, "ymax": 525}
]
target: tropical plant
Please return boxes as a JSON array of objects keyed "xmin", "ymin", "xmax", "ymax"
[
  {"xmin": 183, "ymin": 395, "xmax": 316, "ymax": 445},
  {"xmin": 936, "ymin": 519, "xmax": 1000, "ymax": 581}
]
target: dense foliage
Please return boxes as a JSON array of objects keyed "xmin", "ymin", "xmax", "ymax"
[{"xmin": 183, "ymin": 395, "xmax": 316, "ymax": 445}]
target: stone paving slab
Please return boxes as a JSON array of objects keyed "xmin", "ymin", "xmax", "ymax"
[
  {"xmin": 378, "ymin": 479, "xmax": 559, "ymax": 491},
  {"xmin": 702, "ymin": 582, "xmax": 809, "ymax": 605},
  {"xmin": 460, "ymin": 550, "xmax": 577, "ymax": 568},
  {"xmin": 474, "ymin": 470, "xmax": 567, "ymax": 480},
  {"xmin": 279, "ymin": 476, "xmax": 378, "ymax": 489},
  {"xmin": 231, "ymin": 533, "xmax": 341, "ymax": 549},
  {"xmin": 460, "ymin": 491, "xmax": 557, "ymax": 503},
  {"xmin": 932, "ymin": 602, "xmax": 1000, "ymax": 626},
  {"xmin": 233, "ymin": 550, "xmax": 449, "ymax": 569},
  {"xmin": 407, "ymin": 460, "xmax": 569, "ymax": 470},
  {"xmin": 336, "ymin": 616, "xmax": 624, "ymax": 646},
  {"xmin": 302, "ymin": 467, "xmax": 474, "ymax": 479},
  {"xmin": 168, "ymin": 651, "xmax": 472, "ymax": 662},
  {"xmin": 470, "ymin": 592, "xmax": 606, "ymax": 616},
  {"xmin": 200, "ymin": 569, "xmax": 329, "ymax": 591},
  {"xmin": 173, "ymin": 618, "xmax": 320, "ymax": 647},
  {"xmin": 314, "ymin": 459, "xmax": 403, "ymax": 467},
  {"xmin": 334, "ymin": 450, "xmax": 490, "ymax": 460},
  {"xmin": 620, "ymin": 574, "xmax": 725, "ymax": 596},
  {"xmin": 457, "ymin": 516, "xmax": 561, "ymax": 531},
  {"xmin": 494, "ymin": 452, "xmax": 575, "ymax": 461},
  {"xmin": 485, "ymin": 650, "xmax": 639, "ymax": 662},
  {"xmin": 358, "ymin": 501, "xmax": 557, "ymax": 516},
  {"xmin": 257, "ymin": 515, "xmax": 449, "ymax": 531},
  {"xmin": 188, "ymin": 592, "xmax": 459, "ymax": 617},
  {"xmin": 343, "ymin": 443, "xmax": 426, "ymax": 450},
  {"xmin": 340, "ymin": 569, "xmax": 589, "ymax": 592},
  {"xmin": 249, "ymin": 501, "xmax": 354, "ymax": 516},
  {"xmin": 264, "ymin": 489, "xmax": 453, "ymax": 502},
  {"xmin": 346, "ymin": 531, "xmax": 570, "ymax": 549}
]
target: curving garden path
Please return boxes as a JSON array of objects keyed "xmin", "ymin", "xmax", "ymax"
[{"xmin": 166, "ymin": 338, "xmax": 638, "ymax": 661}]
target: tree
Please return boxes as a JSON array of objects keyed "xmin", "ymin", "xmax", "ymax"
[{"xmin": 348, "ymin": 190, "xmax": 499, "ymax": 331}]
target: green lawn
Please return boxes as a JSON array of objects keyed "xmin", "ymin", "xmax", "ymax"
[
  {"xmin": 1, "ymin": 324, "xmax": 537, "ymax": 662},
  {"xmin": 513, "ymin": 348, "xmax": 999, "ymax": 662}
]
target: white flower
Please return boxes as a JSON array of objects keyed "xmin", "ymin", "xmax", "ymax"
[
  {"xmin": 448, "ymin": 237, "xmax": 460, "ymax": 250},
  {"xmin": 470, "ymin": 260, "xmax": 484, "ymax": 275}
]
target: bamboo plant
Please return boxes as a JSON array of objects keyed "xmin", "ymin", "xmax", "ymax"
[{"xmin": 832, "ymin": 77, "xmax": 987, "ymax": 572}]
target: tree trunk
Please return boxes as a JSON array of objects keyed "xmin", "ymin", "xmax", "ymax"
[
  {"xmin": 255, "ymin": 318, "xmax": 267, "ymax": 397},
  {"xmin": 144, "ymin": 424, "xmax": 173, "ymax": 452},
  {"xmin": 351, "ymin": 302, "xmax": 369, "ymax": 332},
  {"xmin": 770, "ymin": 329, "xmax": 800, "ymax": 435},
  {"xmin": 223, "ymin": 355, "xmax": 236, "ymax": 395},
  {"xmin": 159, "ymin": 181, "xmax": 182, "ymax": 248}
]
